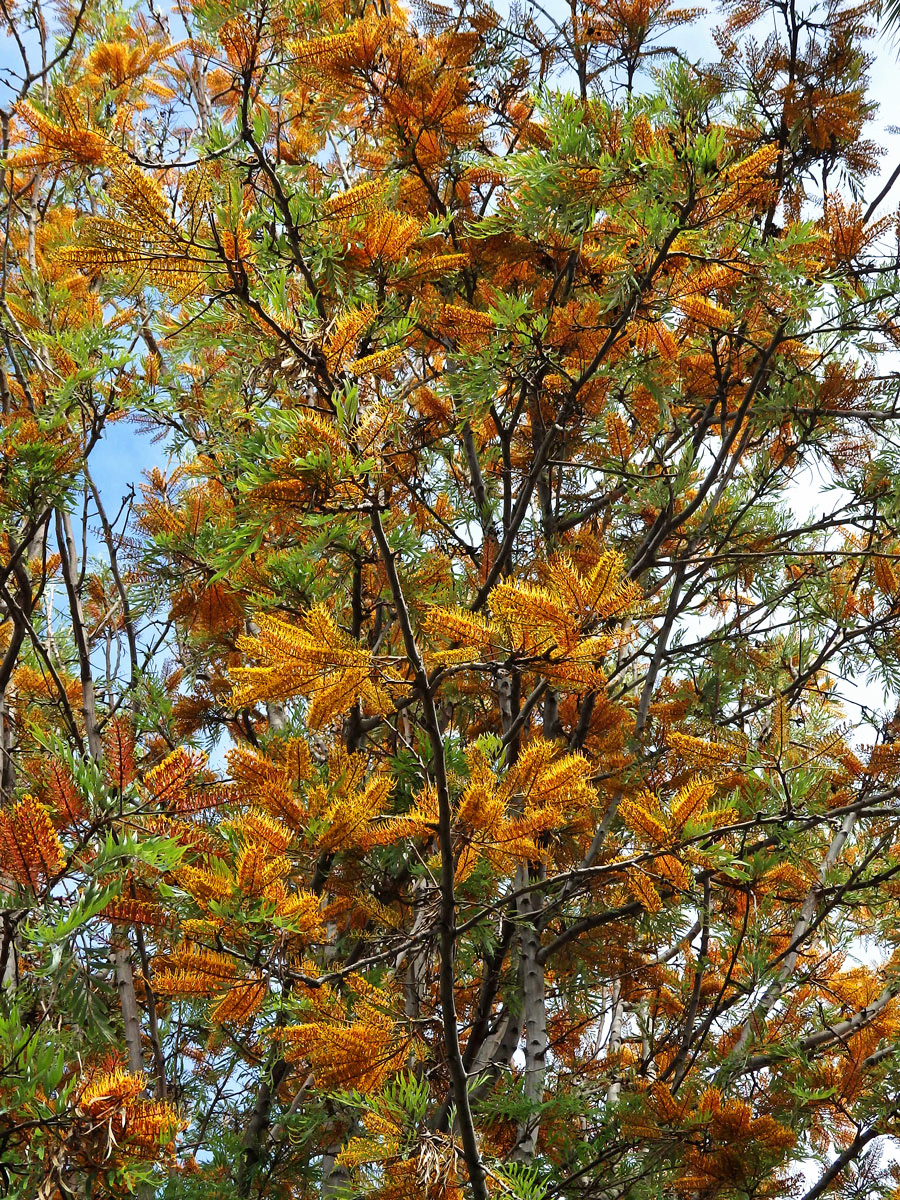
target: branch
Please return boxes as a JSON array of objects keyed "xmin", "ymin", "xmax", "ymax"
[
  {"xmin": 737, "ymin": 983, "xmax": 900, "ymax": 1075},
  {"xmin": 800, "ymin": 1127, "xmax": 880, "ymax": 1200},
  {"xmin": 370, "ymin": 501, "xmax": 488, "ymax": 1200}
]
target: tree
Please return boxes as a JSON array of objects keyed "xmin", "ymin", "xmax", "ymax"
[{"xmin": 3, "ymin": 0, "xmax": 900, "ymax": 1195}]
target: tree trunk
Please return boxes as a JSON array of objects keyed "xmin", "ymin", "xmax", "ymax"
[
  {"xmin": 57, "ymin": 507, "xmax": 146, "ymax": 1076},
  {"xmin": 513, "ymin": 863, "xmax": 548, "ymax": 1161}
]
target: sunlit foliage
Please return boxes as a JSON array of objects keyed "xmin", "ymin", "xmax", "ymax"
[{"xmin": 3, "ymin": 0, "xmax": 900, "ymax": 1196}]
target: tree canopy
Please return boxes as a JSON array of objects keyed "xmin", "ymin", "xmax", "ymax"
[{"xmin": 3, "ymin": 0, "xmax": 900, "ymax": 1196}]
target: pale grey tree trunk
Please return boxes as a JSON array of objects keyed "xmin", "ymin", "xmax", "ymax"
[{"xmin": 514, "ymin": 863, "xmax": 548, "ymax": 1161}]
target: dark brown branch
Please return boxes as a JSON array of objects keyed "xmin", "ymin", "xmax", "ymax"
[{"xmin": 370, "ymin": 500, "xmax": 488, "ymax": 1200}]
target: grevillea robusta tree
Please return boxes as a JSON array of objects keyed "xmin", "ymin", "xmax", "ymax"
[{"xmin": 4, "ymin": 0, "xmax": 900, "ymax": 1196}]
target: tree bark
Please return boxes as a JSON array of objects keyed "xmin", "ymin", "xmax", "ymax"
[
  {"xmin": 513, "ymin": 863, "xmax": 548, "ymax": 1161},
  {"xmin": 56, "ymin": 506, "xmax": 145, "ymax": 1077}
]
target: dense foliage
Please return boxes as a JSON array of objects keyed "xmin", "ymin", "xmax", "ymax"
[{"xmin": 4, "ymin": 0, "xmax": 900, "ymax": 1195}]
